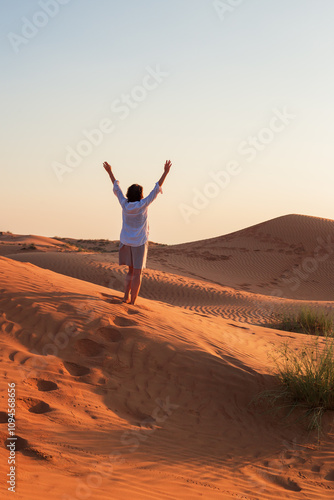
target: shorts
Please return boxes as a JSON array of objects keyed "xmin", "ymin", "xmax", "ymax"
[{"xmin": 119, "ymin": 242, "xmax": 148, "ymax": 270}]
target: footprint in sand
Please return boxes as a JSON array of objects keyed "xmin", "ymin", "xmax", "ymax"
[
  {"xmin": 134, "ymin": 413, "xmax": 156, "ymax": 428},
  {"xmin": 255, "ymin": 470, "xmax": 302, "ymax": 492},
  {"xmin": 3, "ymin": 434, "xmax": 29, "ymax": 451},
  {"xmin": 113, "ymin": 315, "xmax": 139, "ymax": 327},
  {"xmin": 35, "ymin": 379, "xmax": 58, "ymax": 392},
  {"xmin": 8, "ymin": 350, "xmax": 19, "ymax": 361},
  {"xmin": 325, "ymin": 470, "xmax": 334, "ymax": 481},
  {"xmin": 19, "ymin": 356, "xmax": 31, "ymax": 365},
  {"xmin": 8, "ymin": 351, "xmax": 31, "ymax": 365},
  {"xmin": 27, "ymin": 378, "xmax": 58, "ymax": 392},
  {"xmin": 74, "ymin": 338, "xmax": 105, "ymax": 357},
  {"xmin": 19, "ymin": 397, "xmax": 52, "ymax": 414},
  {"xmin": 126, "ymin": 308, "xmax": 141, "ymax": 315},
  {"xmin": 2, "ymin": 432, "xmax": 51, "ymax": 460},
  {"xmin": 0, "ymin": 412, "xmax": 9, "ymax": 423},
  {"xmin": 96, "ymin": 326, "xmax": 123, "ymax": 342},
  {"xmin": 9, "ymin": 350, "xmax": 32, "ymax": 365},
  {"xmin": 63, "ymin": 361, "xmax": 90, "ymax": 376}
]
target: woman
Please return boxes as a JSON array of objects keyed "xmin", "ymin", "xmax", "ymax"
[{"xmin": 103, "ymin": 160, "xmax": 172, "ymax": 305}]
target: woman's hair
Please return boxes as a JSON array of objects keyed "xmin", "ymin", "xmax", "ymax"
[{"xmin": 126, "ymin": 184, "xmax": 143, "ymax": 202}]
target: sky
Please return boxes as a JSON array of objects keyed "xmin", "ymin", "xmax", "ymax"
[{"xmin": 1, "ymin": 0, "xmax": 334, "ymax": 245}]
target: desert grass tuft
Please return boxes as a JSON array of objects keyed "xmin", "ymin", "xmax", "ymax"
[
  {"xmin": 254, "ymin": 309, "xmax": 334, "ymax": 432},
  {"xmin": 268, "ymin": 307, "xmax": 333, "ymax": 337}
]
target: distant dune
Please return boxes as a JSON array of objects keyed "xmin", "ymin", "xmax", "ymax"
[
  {"xmin": 2, "ymin": 215, "xmax": 334, "ymax": 324},
  {"xmin": 1, "ymin": 215, "xmax": 334, "ymax": 499},
  {"xmin": 149, "ymin": 214, "xmax": 334, "ymax": 301}
]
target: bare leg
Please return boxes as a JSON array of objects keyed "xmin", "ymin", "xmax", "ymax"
[
  {"xmin": 123, "ymin": 266, "xmax": 133, "ymax": 303},
  {"xmin": 130, "ymin": 268, "xmax": 142, "ymax": 305}
]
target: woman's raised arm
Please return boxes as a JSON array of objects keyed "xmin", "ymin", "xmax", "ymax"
[
  {"xmin": 103, "ymin": 161, "xmax": 116, "ymax": 184},
  {"xmin": 158, "ymin": 160, "xmax": 172, "ymax": 187}
]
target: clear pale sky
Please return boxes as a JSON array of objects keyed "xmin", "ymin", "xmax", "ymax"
[{"xmin": 1, "ymin": 0, "xmax": 334, "ymax": 244}]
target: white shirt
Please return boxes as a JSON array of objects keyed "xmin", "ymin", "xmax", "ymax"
[{"xmin": 113, "ymin": 181, "xmax": 162, "ymax": 246}]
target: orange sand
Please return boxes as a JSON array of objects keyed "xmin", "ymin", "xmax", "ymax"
[{"xmin": 1, "ymin": 214, "xmax": 334, "ymax": 499}]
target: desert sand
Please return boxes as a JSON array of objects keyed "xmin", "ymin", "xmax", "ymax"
[{"xmin": 1, "ymin": 214, "xmax": 334, "ymax": 499}]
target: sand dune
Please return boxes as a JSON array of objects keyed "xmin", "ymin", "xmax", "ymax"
[
  {"xmin": 5, "ymin": 215, "xmax": 334, "ymax": 326},
  {"xmin": 8, "ymin": 248, "xmax": 334, "ymax": 327},
  {"xmin": 1, "ymin": 214, "xmax": 334, "ymax": 499},
  {"xmin": 1, "ymin": 256, "xmax": 334, "ymax": 499},
  {"xmin": 0, "ymin": 232, "xmax": 69, "ymax": 249},
  {"xmin": 149, "ymin": 214, "xmax": 334, "ymax": 301}
]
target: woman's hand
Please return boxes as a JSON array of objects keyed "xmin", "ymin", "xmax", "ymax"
[
  {"xmin": 103, "ymin": 161, "xmax": 112, "ymax": 174},
  {"xmin": 159, "ymin": 160, "xmax": 172, "ymax": 187},
  {"xmin": 103, "ymin": 161, "xmax": 116, "ymax": 184},
  {"xmin": 164, "ymin": 160, "xmax": 172, "ymax": 173}
]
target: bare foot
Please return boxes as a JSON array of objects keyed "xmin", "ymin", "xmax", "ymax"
[{"xmin": 122, "ymin": 297, "xmax": 131, "ymax": 304}]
